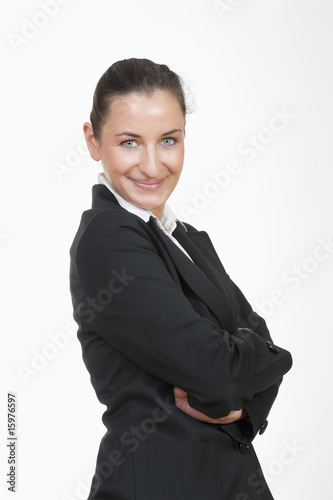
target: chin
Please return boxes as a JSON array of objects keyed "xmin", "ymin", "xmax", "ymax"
[{"xmin": 135, "ymin": 195, "xmax": 166, "ymax": 210}]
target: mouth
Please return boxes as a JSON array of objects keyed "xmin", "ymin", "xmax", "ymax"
[{"xmin": 131, "ymin": 179, "xmax": 165, "ymax": 191}]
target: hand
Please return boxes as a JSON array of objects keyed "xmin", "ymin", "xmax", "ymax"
[{"xmin": 173, "ymin": 387, "xmax": 248, "ymax": 424}]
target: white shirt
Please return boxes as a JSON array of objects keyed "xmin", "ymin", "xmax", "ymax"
[{"xmin": 97, "ymin": 173, "xmax": 193, "ymax": 261}]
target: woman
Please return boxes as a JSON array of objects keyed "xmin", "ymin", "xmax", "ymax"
[{"xmin": 69, "ymin": 58, "xmax": 292, "ymax": 500}]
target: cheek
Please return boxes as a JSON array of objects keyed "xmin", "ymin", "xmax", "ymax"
[
  {"xmin": 165, "ymin": 147, "xmax": 184, "ymax": 168},
  {"xmin": 103, "ymin": 147, "xmax": 136, "ymax": 172},
  {"xmin": 171, "ymin": 151, "xmax": 185, "ymax": 176}
]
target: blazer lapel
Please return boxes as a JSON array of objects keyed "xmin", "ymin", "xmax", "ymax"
[
  {"xmin": 173, "ymin": 224, "xmax": 233, "ymax": 299},
  {"xmin": 92, "ymin": 185, "xmax": 238, "ymax": 332},
  {"xmin": 148, "ymin": 217, "xmax": 237, "ymax": 332}
]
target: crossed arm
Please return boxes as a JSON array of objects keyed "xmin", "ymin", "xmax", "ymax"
[
  {"xmin": 73, "ymin": 211, "xmax": 292, "ymax": 439},
  {"xmin": 174, "ymin": 279, "xmax": 285, "ymax": 435}
]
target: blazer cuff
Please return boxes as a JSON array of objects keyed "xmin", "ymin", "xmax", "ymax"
[{"xmin": 218, "ymin": 380, "xmax": 281, "ymax": 444}]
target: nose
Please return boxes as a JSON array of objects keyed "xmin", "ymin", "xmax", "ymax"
[{"xmin": 139, "ymin": 146, "xmax": 161, "ymax": 178}]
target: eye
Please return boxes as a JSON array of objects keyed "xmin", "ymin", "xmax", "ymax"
[
  {"xmin": 161, "ymin": 137, "xmax": 177, "ymax": 146},
  {"xmin": 121, "ymin": 140, "xmax": 137, "ymax": 148}
]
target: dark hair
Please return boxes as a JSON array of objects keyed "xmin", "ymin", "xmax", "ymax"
[{"xmin": 90, "ymin": 58, "xmax": 191, "ymax": 139}]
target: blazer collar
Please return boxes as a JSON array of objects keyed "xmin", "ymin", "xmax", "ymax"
[{"xmin": 92, "ymin": 184, "xmax": 122, "ymax": 209}]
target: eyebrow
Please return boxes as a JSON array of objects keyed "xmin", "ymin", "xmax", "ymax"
[{"xmin": 115, "ymin": 129, "xmax": 183, "ymax": 138}]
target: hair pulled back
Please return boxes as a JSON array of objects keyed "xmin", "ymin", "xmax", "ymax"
[{"xmin": 90, "ymin": 58, "xmax": 189, "ymax": 139}]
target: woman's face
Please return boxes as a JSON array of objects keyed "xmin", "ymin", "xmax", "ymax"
[{"xmin": 84, "ymin": 90, "xmax": 186, "ymax": 220}]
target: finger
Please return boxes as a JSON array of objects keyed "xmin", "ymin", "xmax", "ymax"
[
  {"xmin": 173, "ymin": 387, "xmax": 188, "ymax": 398},
  {"xmin": 217, "ymin": 410, "xmax": 243, "ymax": 424}
]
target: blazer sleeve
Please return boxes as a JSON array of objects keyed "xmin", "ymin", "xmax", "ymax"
[
  {"xmin": 218, "ymin": 280, "xmax": 285, "ymax": 443},
  {"xmin": 71, "ymin": 210, "xmax": 292, "ymax": 420}
]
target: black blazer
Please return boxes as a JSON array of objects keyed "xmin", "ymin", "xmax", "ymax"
[{"xmin": 69, "ymin": 184, "xmax": 292, "ymax": 500}]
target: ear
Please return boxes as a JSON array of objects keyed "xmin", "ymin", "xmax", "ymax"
[
  {"xmin": 83, "ymin": 122, "xmax": 101, "ymax": 161},
  {"xmin": 183, "ymin": 119, "xmax": 186, "ymax": 138}
]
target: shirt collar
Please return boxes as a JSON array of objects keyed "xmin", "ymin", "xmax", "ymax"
[{"xmin": 97, "ymin": 172, "xmax": 181, "ymax": 235}]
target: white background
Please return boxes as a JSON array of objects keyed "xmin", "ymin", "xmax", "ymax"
[{"xmin": 1, "ymin": 1, "xmax": 332, "ymax": 498}]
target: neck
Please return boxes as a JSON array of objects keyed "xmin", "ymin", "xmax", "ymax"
[{"xmin": 151, "ymin": 207, "xmax": 164, "ymax": 221}]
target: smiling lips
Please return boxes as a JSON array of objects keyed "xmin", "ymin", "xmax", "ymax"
[{"xmin": 131, "ymin": 179, "xmax": 165, "ymax": 190}]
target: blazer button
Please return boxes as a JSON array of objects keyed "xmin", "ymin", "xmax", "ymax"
[
  {"xmin": 266, "ymin": 340, "xmax": 280, "ymax": 354},
  {"xmin": 239, "ymin": 443, "xmax": 250, "ymax": 455},
  {"xmin": 259, "ymin": 419, "xmax": 269, "ymax": 435}
]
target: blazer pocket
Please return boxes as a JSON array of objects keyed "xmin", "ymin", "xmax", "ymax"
[{"xmin": 133, "ymin": 440, "xmax": 224, "ymax": 500}]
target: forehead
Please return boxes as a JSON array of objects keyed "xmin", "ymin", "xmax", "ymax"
[{"xmin": 105, "ymin": 90, "xmax": 184, "ymax": 126}]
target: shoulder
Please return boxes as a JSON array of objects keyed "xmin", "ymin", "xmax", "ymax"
[
  {"xmin": 81, "ymin": 205, "xmax": 145, "ymax": 233},
  {"xmin": 70, "ymin": 204, "xmax": 157, "ymax": 263}
]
